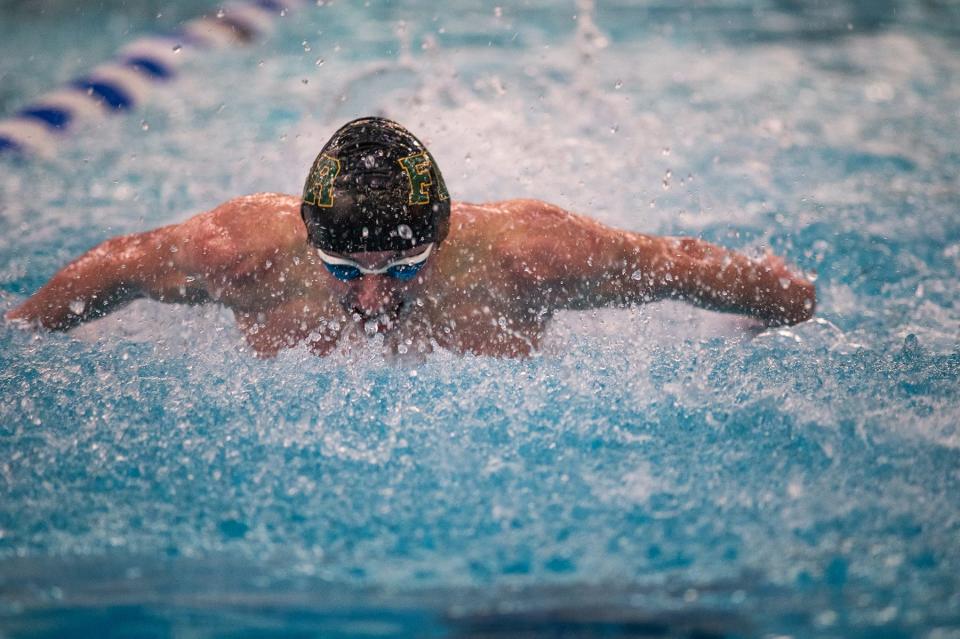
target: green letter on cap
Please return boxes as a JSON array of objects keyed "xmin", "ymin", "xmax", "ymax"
[
  {"xmin": 399, "ymin": 152, "xmax": 433, "ymax": 205},
  {"xmin": 304, "ymin": 154, "xmax": 340, "ymax": 208}
]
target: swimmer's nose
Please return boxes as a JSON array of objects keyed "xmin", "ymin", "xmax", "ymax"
[{"xmin": 351, "ymin": 276, "xmax": 398, "ymax": 317}]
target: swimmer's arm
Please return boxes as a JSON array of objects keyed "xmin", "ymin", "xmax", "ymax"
[
  {"xmin": 5, "ymin": 227, "xmax": 207, "ymax": 330},
  {"xmin": 506, "ymin": 201, "xmax": 815, "ymax": 325},
  {"xmin": 636, "ymin": 236, "xmax": 816, "ymax": 326}
]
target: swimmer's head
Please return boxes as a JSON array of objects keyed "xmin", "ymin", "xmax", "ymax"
[{"xmin": 300, "ymin": 117, "xmax": 450, "ymax": 254}]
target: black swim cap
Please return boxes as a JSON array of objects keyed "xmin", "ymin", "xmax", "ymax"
[{"xmin": 301, "ymin": 117, "xmax": 450, "ymax": 253}]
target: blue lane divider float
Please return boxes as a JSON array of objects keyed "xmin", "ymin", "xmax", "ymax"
[{"xmin": 0, "ymin": 0, "xmax": 309, "ymax": 158}]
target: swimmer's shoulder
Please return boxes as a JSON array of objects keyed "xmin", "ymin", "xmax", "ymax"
[
  {"xmin": 210, "ymin": 192, "xmax": 302, "ymax": 227},
  {"xmin": 171, "ymin": 193, "xmax": 306, "ymax": 272},
  {"xmin": 442, "ymin": 199, "xmax": 577, "ymax": 280},
  {"xmin": 449, "ymin": 199, "xmax": 567, "ymax": 238},
  {"xmin": 448, "ymin": 199, "xmax": 578, "ymax": 249},
  {"xmin": 446, "ymin": 199, "xmax": 625, "ymax": 280}
]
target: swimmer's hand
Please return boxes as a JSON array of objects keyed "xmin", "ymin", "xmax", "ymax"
[
  {"xmin": 4, "ymin": 305, "xmax": 42, "ymax": 329},
  {"xmin": 653, "ymin": 240, "xmax": 816, "ymax": 326},
  {"xmin": 4, "ymin": 269, "xmax": 141, "ymax": 331},
  {"xmin": 755, "ymin": 253, "xmax": 817, "ymax": 326}
]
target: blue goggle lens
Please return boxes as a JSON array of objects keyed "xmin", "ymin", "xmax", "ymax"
[
  {"xmin": 324, "ymin": 263, "xmax": 363, "ymax": 281},
  {"xmin": 385, "ymin": 263, "xmax": 424, "ymax": 281},
  {"xmin": 323, "ymin": 261, "xmax": 425, "ymax": 282}
]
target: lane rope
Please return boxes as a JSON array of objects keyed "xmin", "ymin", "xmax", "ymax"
[{"xmin": 0, "ymin": 0, "xmax": 309, "ymax": 158}]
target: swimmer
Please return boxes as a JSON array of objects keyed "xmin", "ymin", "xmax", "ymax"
[{"xmin": 5, "ymin": 117, "xmax": 816, "ymax": 358}]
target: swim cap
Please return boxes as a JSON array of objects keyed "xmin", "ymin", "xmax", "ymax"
[{"xmin": 301, "ymin": 117, "xmax": 450, "ymax": 253}]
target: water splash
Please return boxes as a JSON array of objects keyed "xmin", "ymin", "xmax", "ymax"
[{"xmin": 1, "ymin": 1, "xmax": 959, "ymax": 635}]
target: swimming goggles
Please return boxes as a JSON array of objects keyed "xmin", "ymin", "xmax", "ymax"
[{"xmin": 317, "ymin": 243, "xmax": 433, "ymax": 282}]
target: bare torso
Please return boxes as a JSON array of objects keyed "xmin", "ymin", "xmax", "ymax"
[{"xmin": 166, "ymin": 194, "xmax": 554, "ymax": 358}]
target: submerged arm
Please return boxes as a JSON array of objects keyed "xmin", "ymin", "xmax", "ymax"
[{"xmin": 5, "ymin": 226, "xmax": 207, "ymax": 330}]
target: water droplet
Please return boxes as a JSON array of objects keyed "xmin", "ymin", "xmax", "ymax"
[
  {"xmin": 631, "ymin": 269, "xmax": 643, "ymax": 280},
  {"xmin": 779, "ymin": 277, "xmax": 791, "ymax": 289},
  {"xmin": 803, "ymin": 298, "xmax": 813, "ymax": 310},
  {"xmin": 609, "ymin": 123, "xmax": 619, "ymax": 134},
  {"xmin": 815, "ymin": 610, "xmax": 838, "ymax": 628},
  {"xmin": 614, "ymin": 79, "xmax": 623, "ymax": 89},
  {"xmin": 865, "ymin": 81, "xmax": 894, "ymax": 103},
  {"xmin": 315, "ymin": 57, "xmax": 325, "ymax": 67},
  {"xmin": 661, "ymin": 169, "xmax": 672, "ymax": 190},
  {"xmin": 302, "ymin": 40, "xmax": 311, "ymax": 52},
  {"xmin": 172, "ymin": 44, "xmax": 182, "ymax": 53},
  {"xmin": 302, "ymin": 78, "xmax": 309, "ymax": 85},
  {"xmin": 69, "ymin": 299, "xmax": 86, "ymax": 315},
  {"xmin": 494, "ymin": 6, "xmax": 502, "ymax": 17},
  {"xmin": 140, "ymin": 121, "xmax": 149, "ymax": 131},
  {"xmin": 661, "ymin": 147, "xmax": 671, "ymax": 156},
  {"xmin": 361, "ymin": 227, "xmax": 369, "ymax": 238},
  {"xmin": 397, "ymin": 224, "xmax": 413, "ymax": 240},
  {"xmin": 216, "ymin": 8, "xmax": 225, "ymax": 18}
]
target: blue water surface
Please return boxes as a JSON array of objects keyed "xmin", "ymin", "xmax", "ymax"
[{"xmin": 1, "ymin": 1, "xmax": 959, "ymax": 637}]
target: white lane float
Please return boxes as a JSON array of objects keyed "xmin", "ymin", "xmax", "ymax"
[{"xmin": 0, "ymin": 0, "xmax": 309, "ymax": 158}]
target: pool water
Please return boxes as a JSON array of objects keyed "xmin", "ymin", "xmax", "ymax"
[{"xmin": 1, "ymin": 1, "xmax": 959, "ymax": 637}]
